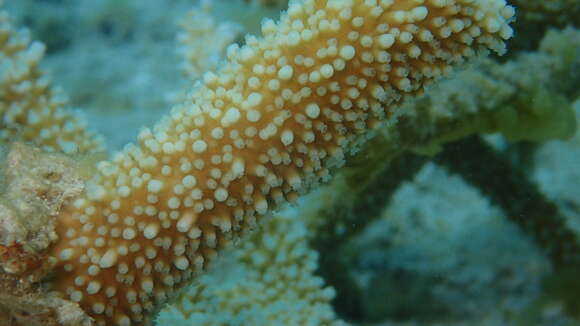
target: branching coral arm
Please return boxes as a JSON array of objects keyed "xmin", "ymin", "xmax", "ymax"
[
  {"xmin": 0, "ymin": 9, "xmax": 105, "ymax": 154},
  {"xmin": 46, "ymin": 0, "xmax": 514, "ymax": 325}
]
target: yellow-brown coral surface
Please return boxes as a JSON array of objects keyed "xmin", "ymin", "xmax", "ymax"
[{"xmin": 45, "ymin": 0, "xmax": 514, "ymax": 325}]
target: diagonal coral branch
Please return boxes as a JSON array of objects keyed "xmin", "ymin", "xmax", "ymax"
[{"xmin": 31, "ymin": 0, "xmax": 515, "ymax": 325}]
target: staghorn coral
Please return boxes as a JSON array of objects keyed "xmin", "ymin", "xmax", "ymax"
[
  {"xmin": 28, "ymin": 0, "xmax": 515, "ymax": 325},
  {"xmin": 306, "ymin": 25, "xmax": 580, "ymax": 239},
  {"xmin": 292, "ymin": 26, "xmax": 580, "ymax": 323},
  {"xmin": 339, "ymin": 27, "xmax": 580, "ymax": 270},
  {"xmin": 177, "ymin": 1, "xmax": 243, "ymax": 80},
  {"xmin": 0, "ymin": 7, "xmax": 104, "ymax": 154},
  {"xmin": 3, "ymin": 0, "xmax": 196, "ymax": 152},
  {"xmin": 6, "ymin": 1, "xmax": 580, "ymax": 325},
  {"xmin": 156, "ymin": 211, "xmax": 343, "ymax": 326},
  {"xmin": 394, "ymin": 27, "xmax": 579, "ymax": 154},
  {"xmin": 0, "ymin": 3, "xmax": 577, "ymax": 325}
]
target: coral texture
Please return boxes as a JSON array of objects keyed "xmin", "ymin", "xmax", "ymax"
[
  {"xmin": 393, "ymin": 26, "xmax": 580, "ymax": 152},
  {"xmin": 0, "ymin": 9, "xmax": 104, "ymax": 154},
  {"xmin": 157, "ymin": 212, "xmax": 343, "ymax": 326},
  {"xmin": 177, "ymin": 1, "xmax": 243, "ymax": 80},
  {"xmin": 32, "ymin": 0, "xmax": 515, "ymax": 325}
]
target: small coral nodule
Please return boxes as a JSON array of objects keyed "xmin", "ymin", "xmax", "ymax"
[{"xmin": 14, "ymin": 0, "xmax": 515, "ymax": 325}]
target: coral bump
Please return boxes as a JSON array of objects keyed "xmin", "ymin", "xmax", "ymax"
[{"xmin": 46, "ymin": 0, "xmax": 515, "ymax": 325}]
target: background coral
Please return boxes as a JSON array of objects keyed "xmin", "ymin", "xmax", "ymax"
[
  {"xmin": 0, "ymin": 8, "xmax": 104, "ymax": 154},
  {"xmin": 507, "ymin": 0, "xmax": 579, "ymax": 53},
  {"xmin": 177, "ymin": 1, "xmax": 243, "ymax": 80},
  {"xmin": 157, "ymin": 211, "xmax": 343, "ymax": 326},
  {"xmin": 301, "ymin": 27, "xmax": 580, "ymax": 325}
]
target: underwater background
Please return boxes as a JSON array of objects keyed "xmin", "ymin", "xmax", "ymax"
[{"xmin": 1, "ymin": 0, "xmax": 580, "ymax": 325}]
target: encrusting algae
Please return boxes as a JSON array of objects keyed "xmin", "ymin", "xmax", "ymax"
[{"xmin": 1, "ymin": 0, "xmax": 515, "ymax": 325}]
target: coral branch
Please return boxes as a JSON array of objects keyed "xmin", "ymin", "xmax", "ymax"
[
  {"xmin": 177, "ymin": 1, "xmax": 242, "ymax": 80},
  {"xmin": 157, "ymin": 212, "xmax": 344, "ymax": 325},
  {"xmin": 0, "ymin": 8, "xmax": 104, "ymax": 154},
  {"xmin": 435, "ymin": 136, "xmax": 580, "ymax": 267},
  {"xmin": 41, "ymin": 0, "xmax": 514, "ymax": 325}
]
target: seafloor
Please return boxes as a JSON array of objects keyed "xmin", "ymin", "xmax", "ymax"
[{"xmin": 1, "ymin": 0, "xmax": 580, "ymax": 325}]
